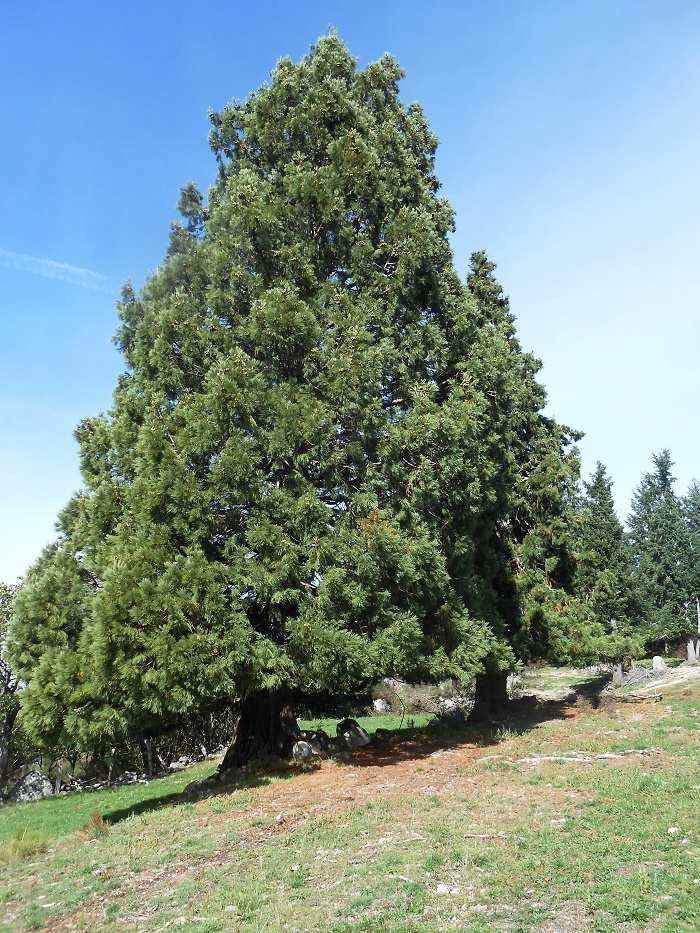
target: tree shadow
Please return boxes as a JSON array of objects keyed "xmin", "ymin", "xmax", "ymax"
[
  {"xmin": 102, "ymin": 671, "xmax": 614, "ymax": 820},
  {"xmin": 347, "ymin": 673, "xmax": 614, "ymax": 769},
  {"xmin": 101, "ymin": 762, "xmax": 307, "ymax": 826},
  {"xmin": 102, "ymin": 789, "xmax": 184, "ymax": 824}
]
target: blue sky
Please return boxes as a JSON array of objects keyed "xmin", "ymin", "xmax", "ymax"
[{"xmin": 1, "ymin": 0, "xmax": 699, "ymax": 582}]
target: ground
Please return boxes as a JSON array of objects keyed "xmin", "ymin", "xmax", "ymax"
[{"xmin": 1, "ymin": 665, "xmax": 699, "ymax": 931}]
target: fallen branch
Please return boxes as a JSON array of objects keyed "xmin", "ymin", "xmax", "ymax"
[{"xmin": 621, "ymin": 692, "xmax": 662, "ymax": 702}]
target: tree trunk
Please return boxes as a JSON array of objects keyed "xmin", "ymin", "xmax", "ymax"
[
  {"xmin": 144, "ymin": 737, "xmax": 154, "ymax": 777},
  {"xmin": 54, "ymin": 759, "xmax": 63, "ymax": 795},
  {"xmin": 218, "ymin": 689, "xmax": 300, "ymax": 775},
  {"xmin": 194, "ymin": 731, "xmax": 207, "ymax": 759},
  {"xmin": 467, "ymin": 672, "xmax": 511, "ymax": 723},
  {"xmin": 0, "ymin": 706, "xmax": 18, "ymax": 791}
]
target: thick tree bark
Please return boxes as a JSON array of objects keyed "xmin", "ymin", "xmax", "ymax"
[
  {"xmin": 468, "ymin": 672, "xmax": 511, "ymax": 723},
  {"xmin": 218, "ymin": 689, "xmax": 300, "ymax": 775},
  {"xmin": 0, "ymin": 706, "xmax": 18, "ymax": 791},
  {"xmin": 144, "ymin": 737, "xmax": 155, "ymax": 777}
]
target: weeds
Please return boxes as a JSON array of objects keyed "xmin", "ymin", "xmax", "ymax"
[
  {"xmin": 79, "ymin": 812, "xmax": 110, "ymax": 839},
  {"xmin": 0, "ymin": 830, "xmax": 49, "ymax": 865}
]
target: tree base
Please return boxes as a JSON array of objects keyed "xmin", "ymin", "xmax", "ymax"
[
  {"xmin": 467, "ymin": 672, "xmax": 512, "ymax": 724},
  {"xmin": 218, "ymin": 689, "xmax": 300, "ymax": 774}
]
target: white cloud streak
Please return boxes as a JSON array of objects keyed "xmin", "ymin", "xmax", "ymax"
[{"xmin": 0, "ymin": 247, "xmax": 117, "ymax": 293}]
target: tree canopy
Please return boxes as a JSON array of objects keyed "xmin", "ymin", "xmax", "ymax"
[
  {"xmin": 9, "ymin": 35, "xmax": 600, "ymax": 764},
  {"xmin": 627, "ymin": 451, "xmax": 694, "ymax": 648}
]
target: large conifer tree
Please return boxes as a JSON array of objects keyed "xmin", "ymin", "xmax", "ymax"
[
  {"xmin": 9, "ymin": 37, "xmax": 612, "ymax": 765},
  {"xmin": 10, "ymin": 37, "xmax": 514, "ymax": 765}
]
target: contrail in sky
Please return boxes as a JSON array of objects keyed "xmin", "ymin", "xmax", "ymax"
[{"xmin": 0, "ymin": 247, "xmax": 117, "ymax": 293}]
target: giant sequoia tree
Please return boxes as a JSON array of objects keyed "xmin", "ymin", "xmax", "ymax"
[{"xmin": 9, "ymin": 36, "xmax": 588, "ymax": 767}]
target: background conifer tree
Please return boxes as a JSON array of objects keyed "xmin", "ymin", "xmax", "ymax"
[
  {"xmin": 572, "ymin": 462, "xmax": 642, "ymax": 664},
  {"xmin": 628, "ymin": 451, "xmax": 692, "ymax": 649},
  {"xmin": 681, "ymin": 479, "xmax": 700, "ymax": 659},
  {"xmin": 575, "ymin": 462, "xmax": 635, "ymax": 627},
  {"xmin": 463, "ymin": 254, "xmax": 612, "ymax": 714}
]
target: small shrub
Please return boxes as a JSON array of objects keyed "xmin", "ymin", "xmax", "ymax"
[{"xmin": 79, "ymin": 812, "xmax": 110, "ymax": 839}]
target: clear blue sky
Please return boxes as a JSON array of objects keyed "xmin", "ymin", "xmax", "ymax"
[{"xmin": 2, "ymin": 0, "xmax": 699, "ymax": 583}]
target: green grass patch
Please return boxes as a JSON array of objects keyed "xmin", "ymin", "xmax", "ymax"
[
  {"xmin": 298, "ymin": 712, "xmax": 434, "ymax": 734},
  {"xmin": 0, "ymin": 830, "xmax": 49, "ymax": 865},
  {"xmin": 0, "ymin": 758, "xmax": 216, "ymax": 845},
  {"xmin": 0, "ymin": 675, "xmax": 698, "ymax": 931}
]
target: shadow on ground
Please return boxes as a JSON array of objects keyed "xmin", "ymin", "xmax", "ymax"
[{"xmin": 103, "ymin": 669, "xmax": 613, "ymax": 822}]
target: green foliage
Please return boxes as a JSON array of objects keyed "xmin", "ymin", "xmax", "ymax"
[
  {"xmin": 573, "ymin": 462, "xmax": 642, "ymax": 660},
  {"xmin": 465, "ymin": 252, "xmax": 592, "ymax": 667},
  {"xmin": 627, "ymin": 451, "xmax": 693, "ymax": 646},
  {"xmin": 9, "ymin": 36, "xmax": 511, "ymax": 755}
]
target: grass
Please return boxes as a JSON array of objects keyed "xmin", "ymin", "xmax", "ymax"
[
  {"xmin": 298, "ymin": 713, "xmax": 434, "ymax": 734},
  {"xmin": 0, "ymin": 830, "xmax": 49, "ymax": 865},
  {"xmin": 0, "ymin": 677, "xmax": 699, "ymax": 930},
  {"xmin": 0, "ymin": 758, "xmax": 216, "ymax": 845}
]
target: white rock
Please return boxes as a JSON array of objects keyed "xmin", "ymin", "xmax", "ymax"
[
  {"xmin": 5, "ymin": 771, "xmax": 53, "ymax": 803},
  {"xmin": 292, "ymin": 741, "xmax": 314, "ymax": 760}
]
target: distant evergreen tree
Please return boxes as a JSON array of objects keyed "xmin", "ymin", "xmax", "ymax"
[
  {"xmin": 573, "ymin": 463, "xmax": 642, "ymax": 662},
  {"xmin": 681, "ymin": 479, "xmax": 700, "ymax": 658},
  {"xmin": 575, "ymin": 462, "xmax": 635, "ymax": 626},
  {"xmin": 628, "ymin": 451, "xmax": 692, "ymax": 648}
]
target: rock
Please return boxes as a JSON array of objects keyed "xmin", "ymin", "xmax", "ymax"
[
  {"xmin": 182, "ymin": 777, "xmax": 218, "ymax": 799},
  {"xmin": 373, "ymin": 698, "xmax": 391, "ymax": 712},
  {"xmin": 337, "ymin": 719, "xmax": 371, "ymax": 749},
  {"xmin": 169, "ymin": 761, "xmax": 187, "ymax": 771},
  {"xmin": 652, "ymin": 656, "xmax": 667, "ymax": 672},
  {"xmin": 5, "ymin": 771, "xmax": 53, "ymax": 803},
  {"xmin": 292, "ymin": 741, "xmax": 314, "ymax": 760},
  {"xmin": 304, "ymin": 729, "xmax": 331, "ymax": 754},
  {"xmin": 373, "ymin": 728, "xmax": 392, "ymax": 742}
]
